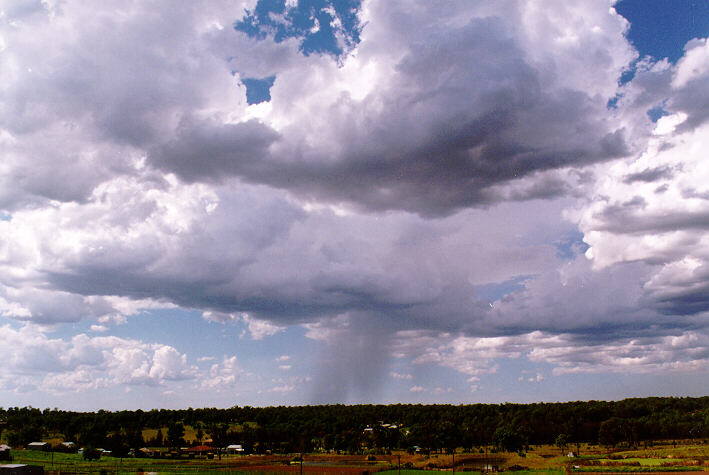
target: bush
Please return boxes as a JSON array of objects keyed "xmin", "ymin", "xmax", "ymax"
[
  {"xmin": 82, "ymin": 446, "xmax": 101, "ymax": 461},
  {"xmin": 506, "ymin": 464, "xmax": 529, "ymax": 471}
]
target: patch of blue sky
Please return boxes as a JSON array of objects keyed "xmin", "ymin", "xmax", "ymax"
[
  {"xmin": 104, "ymin": 308, "xmax": 313, "ymax": 370},
  {"xmin": 554, "ymin": 230, "xmax": 589, "ymax": 260},
  {"xmin": 234, "ymin": 0, "xmax": 361, "ymax": 103},
  {"xmin": 0, "ymin": 315, "xmax": 24, "ymax": 330},
  {"xmin": 615, "ymin": 0, "xmax": 708, "ymax": 87},
  {"xmin": 388, "ymin": 362, "xmax": 472, "ymax": 404},
  {"xmin": 234, "ymin": 0, "xmax": 362, "ymax": 57},
  {"xmin": 647, "ymin": 104, "xmax": 670, "ymax": 122},
  {"xmin": 242, "ymin": 75, "xmax": 276, "ymax": 104},
  {"xmin": 616, "ymin": 0, "xmax": 709, "ymax": 63},
  {"xmin": 474, "ymin": 275, "xmax": 531, "ymax": 303}
]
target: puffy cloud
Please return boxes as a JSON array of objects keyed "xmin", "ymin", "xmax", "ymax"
[
  {"xmin": 389, "ymin": 372, "xmax": 412, "ymax": 380},
  {"xmin": 202, "ymin": 356, "xmax": 242, "ymax": 390},
  {"xmin": 1, "ymin": 0, "xmax": 708, "ymax": 404},
  {"xmin": 581, "ymin": 113, "xmax": 709, "ymax": 316},
  {"xmin": 166, "ymin": 0, "xmax": 636, "ymax": 216},
  {"xmin": 0, "ymin": 325, "xmax": 198, "ymax": 393},
  {"xmin": 390, "ymin": 328, "xmax": 709, "ymax": 378},
  {"xmin": 0, "ymin": 0, "xmax": 255, "ymax": 208},
  {"xmin": 1, "ymin": 0, "xmax": 637, "ymax": 215},
  {"xmin": 0, "ymin": 171, "xmax": 568, "ymax": 330}
]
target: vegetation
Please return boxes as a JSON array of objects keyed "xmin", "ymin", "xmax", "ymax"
[
  {"xmin": 4, "ymin": 440, "xmax": 708, "ymax": 474},
  {"xmin": 0, "ymin": 397, "xmax": 707, "ymax": 457}
]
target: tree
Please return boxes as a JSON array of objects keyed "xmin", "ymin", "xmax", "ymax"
[
  {"xmin": 598, "ymin": 418, "xmax": 624, "ymax": 447},
  {"xmin": 195, "ymin": 423, "xmax": 204, "ymax": 445},
  {"xmin": 555, "ymin": 433, "xmax": 569, "ymax": 454},
  {"xmin": 167, "ymin": 422, "xmax": 185, "ymax": 449},
  {"xmin": 105, "ymin": 431, "xmax": 130, "ymax": 458},
  {"xmin": 152, "ymin": 429, "xmax": 164, "ymax": 447},
  {"xmin": 208, "ymin": 423, "xmax": 229, "ymax": 460},
  {"xmin": 82, "ymin": 446, "xmax": 101, "ymax": 461},
  {"xmin": 493, "ymin": 425, "xmax": 524, "ymax": 453}
]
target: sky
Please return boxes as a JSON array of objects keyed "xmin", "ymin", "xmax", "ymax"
[{"xmin": 0, "ymin": 0, "xmax": 708, "ymax": 411}]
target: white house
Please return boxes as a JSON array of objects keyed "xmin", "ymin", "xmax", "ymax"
[{"xmin": 226, "ymin": 444, "xmax": 244, "ymax": 454}]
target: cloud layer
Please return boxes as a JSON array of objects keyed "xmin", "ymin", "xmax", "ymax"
[{"xmin": 1, "ymin": 0, "xmax": 708, "ymax": 403}]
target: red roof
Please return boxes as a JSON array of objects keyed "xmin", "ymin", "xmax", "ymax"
[{"xmin": 186, "ymin": 445, "xmax": 213, "ymax": 452}]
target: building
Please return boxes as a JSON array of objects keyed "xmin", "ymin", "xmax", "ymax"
[
  {"xmin": 25, "ymin": 443, "xmax": 49, "ymax": 452},
  {"xmin": 226, "ymin": 444, "xmax": 244, "ymax": 454}
]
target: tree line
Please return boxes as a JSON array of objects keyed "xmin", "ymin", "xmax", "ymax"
[{"xmin": 1, "ymin": 397, "xmax": 707, "ymax": 456}]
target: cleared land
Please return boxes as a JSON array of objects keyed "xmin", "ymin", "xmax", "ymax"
[{"xmin": 4, "ymin": 440, "xmax": 709, "ymax": 474}]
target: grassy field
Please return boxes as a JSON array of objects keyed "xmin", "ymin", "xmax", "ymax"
[{"xmin": 3, "ymin": 440, "xmax": 708, "ymax": 474}]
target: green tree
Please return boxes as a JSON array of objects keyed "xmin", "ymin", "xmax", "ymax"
[
  {"xmin": 167, "ymin": 422, "xmax": 185, "ymax": 449},
  {"xmin": 598, "ymin": 418, "xmax": 624, "ymax": 447},
  {"xmin": 493, "ymin": 425, "xmax": 524, "ymax": 453},
  {"xmin": 555, "ymin": 433, "xmax": 569, "ymax": 454},
  {"xmin": 82, "ymin": 446, "xmax": 101, "ymax": 461},
  {"xmin": 153, "ymin": 428, "xmax": 164, "ymax": 447},
  {"xmin": 195, "ymin": 422, "xmax": 204, "ymax": 445},
  {"xmin": 208, "ymin": 423, "xmax": 229, "ymax": 460}
]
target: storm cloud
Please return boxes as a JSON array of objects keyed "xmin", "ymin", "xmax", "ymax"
[{"xmin": 1, "ymin": 0, "xmax": 708, "ymax": 405}]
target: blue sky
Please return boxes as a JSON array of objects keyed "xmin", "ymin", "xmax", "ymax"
[{"xmin": 0, "ymin": 0, "xmax": 708, "ymax": 410}]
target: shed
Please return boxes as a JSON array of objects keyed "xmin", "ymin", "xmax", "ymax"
[
  {"xmin": 25, "ymin": 443, "xmax": 49, "ymax": 452},
  {"xmin": 226, "ymin": 444, "xmax": 244, "ymax": 454}
]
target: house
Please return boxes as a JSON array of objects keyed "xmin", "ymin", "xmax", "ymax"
[
  {"xmin": 0, "ymin": 465, "xmax": 44, "ymax": 474},
  {"xmin": 25, "ymin": 443, "xmax": 49, "ymax": 452},
  {"xmin": 57, "ymin": 442, "xmax": 76, "ymax": 453},
  {"xmin": 185, "ymin": 445, "xmax": 213, "ymax": 457},
  {"xmin": 226, "ymin": 444, "xmax": 244, "ymax": 454},
  {"xmin": 138, "ymin": 448, "xmax": 155, "ymax": 457}
]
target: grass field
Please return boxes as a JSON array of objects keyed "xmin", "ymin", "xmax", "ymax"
[{"xmin": 3, "ymin": 440, "xmax": 708, "ymax": 474}]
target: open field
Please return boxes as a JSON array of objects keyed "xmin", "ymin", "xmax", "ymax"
[{"xmin": 4, "ymin": 441, "xmax": 709, "ymax": 474}]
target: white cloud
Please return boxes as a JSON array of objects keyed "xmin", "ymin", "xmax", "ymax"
[
  {"xmin": 240, "ymin": 313, "xmax": 284, "ymax": 340},
  {"xmin": 0, "ymin": 324, "xmax": 199, "ymax": 393},
  {"xmin": 389, "ymin": 372, "xmax": 412, "ymax": 380},
  {"xmin": 409, "ymin": 385, "xmax": 426, "ymax": 393},
  {"xmin": 392, "ymin": 328, "xmax": 709, "ymax": 379},
  {"xmin": 268, "ymin": 384, "xmax": 295, "ymax": 393},
  {"xmin": 0, "ymin": 0, "xmax": 707, "ymax": 406},
  {"xmin": 202, "ymin": 356, "xmax": 242, "ymax": 390}
]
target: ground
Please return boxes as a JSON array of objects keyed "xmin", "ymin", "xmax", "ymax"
[{"xmin": 1, "ymin": 440, "xmax": 708, "ymax": 474}]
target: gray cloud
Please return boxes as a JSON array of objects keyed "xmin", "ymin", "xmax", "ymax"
[
  {"xmin": 623, "ymin": 165, "xmax": 675, "ymax": 184},
  {"xmin": 146, "ymin": 12, "xmax": 634, "ymax": 216},
  {"xmin": 2, "ymin": 0, "xmax": 709, "ymax": 399}
]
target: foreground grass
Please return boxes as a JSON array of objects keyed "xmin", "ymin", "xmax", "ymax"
[
  {"xmin": 5, "ymin": 441, "xmax": 709, "ymax": 474},
  {"xmin": 572, "ymin": 467, "xmax": 704, "ymax": 472}
]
